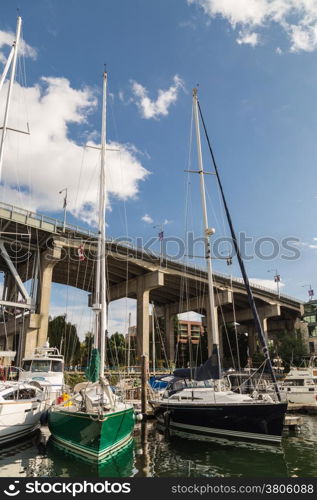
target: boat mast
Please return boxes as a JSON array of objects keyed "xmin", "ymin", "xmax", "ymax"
[
  {"xmin": 192, "ymin": 88, "xmax": 221, "ymax": 387},
  {"xmin": 196, "ymin": 97, "xmax": 282, "ymax": 402},
  {"xmin": 0, "ymin": 15, "xmax": 22, "ymax": 182},
  {"xmin": 94, "ymin": 71, "xmax": 107, "ymax": 377},
  {"xmin": 151, "ymin": 303, "xmax": 156, "ymax": 375}
]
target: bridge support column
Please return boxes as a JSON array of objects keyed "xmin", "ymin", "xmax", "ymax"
[
  {"xmin": 247, "ymin": 324, "xmax": 257, "ymax": 358},
  {"xmin": 136, "ymin": 286, "xmax": 150, "ymax": 359},
  {"xmin": 136, "ymin": 272, "xmax": 165, "ymax": 360},
  {"xmin": 23, "ymin": 244, "xmax": 62, "ymax": 357}
]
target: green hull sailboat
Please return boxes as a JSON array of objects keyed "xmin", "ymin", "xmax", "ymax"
[
  {"xmin": 48, "ymin": 72, "xmax": 136, "ymax": 461},
  {"xmin": 48, "ymin": 404, "xmax": 135, "ymax": 460}
]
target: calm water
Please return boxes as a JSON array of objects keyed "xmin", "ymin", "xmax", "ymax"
[{"xmin": 0, "ymin": 417, "xmax": 316, "ymax": 477}]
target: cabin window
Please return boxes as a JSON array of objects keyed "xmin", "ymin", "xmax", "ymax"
[
  {"xmin": 18, "ymin": 389, "xmax": 36, "ymax": 400},
  {"xmin": 31, "ymin": 361, "xmax": 51, "ymax": 372},
  {"xmin": 22, "ymin": 361, "xmax": 32, "ymax": 371},
  {"xmin": 52, "ymin": 361, "xmax": 63, "ymax": 372},
  {"xmin": 286, "ymin": 379, "xmax": 304, "ymax": 386},
  {"xmin": 3, "ymin": 390, "xmax": 18, "ymax": 400}
]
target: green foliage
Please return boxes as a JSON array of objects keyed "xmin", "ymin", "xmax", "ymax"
[
  {"xmin": 80, "ymin": 332, "xmax": 94, "ymax": 367},
  {"xmin": 272, "ymin": 329, "xmax": 308, "ymax": 368},
  {"xmin": 107, "ymin": 332, "xmax": 126, "ymax": 367},
  {"xmin": 65, "ymin": 371, "xmax": 86, "ymax": 388},
  {"xmin": 48, "ymin": 315, "xmax": 81, "ymax": 365}
]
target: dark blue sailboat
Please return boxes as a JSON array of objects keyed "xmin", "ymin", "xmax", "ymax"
[{"xmin": 150, "ymin": 89, "xmax": 287, "ymax": 444}]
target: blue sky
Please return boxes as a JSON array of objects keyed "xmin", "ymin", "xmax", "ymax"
[{"xmin": 1, "ymin": 0, "xmax": 317, "ymax": 336}]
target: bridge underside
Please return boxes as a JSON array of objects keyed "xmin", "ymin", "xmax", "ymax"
[{"xmin": 0, "ymin": 203, "xmax": 305, "ymax": 364}]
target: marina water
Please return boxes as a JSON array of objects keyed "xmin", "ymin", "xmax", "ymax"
[{"xmin": 0, "ymin": 417, "xmax": 316, "ymax": 477}]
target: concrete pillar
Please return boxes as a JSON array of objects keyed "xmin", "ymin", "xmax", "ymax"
[
  {"xmin": 24, "ymin": 243, "xmax": 62, "ymax": 356},
  {"xmin": 164, "ymin": 305, "xmax": 175, "ymax": 364},
  {"xmin": 136, "ymin": 278, "xmax": 150, "ymax": 359},
  {"xmin": 246, "ymin": 323, "xmax": 257, "ymax": 357},
  {"xmin": 135, "ymin": 272, "xmax": 164, "ymax": 360},
  {"xmin": 259, "ymin": 316, "xmax": 269, "ymax": 343}
]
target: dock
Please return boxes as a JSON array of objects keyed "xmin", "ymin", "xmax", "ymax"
[
  {"xmin": 284, "ymin": 415, "xmax": 302, "ymax": 432},
  {"xmin": 287, "ymin": 403, "xmax": 317, "ymax": 414}
]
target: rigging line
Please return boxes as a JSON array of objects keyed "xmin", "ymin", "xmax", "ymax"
[
  {"xmin": 74, "ymin": 146, "xmax": 86, "ymax": 212},
  {"xmin": 197, "ymin": 99, "xmax": 281, "ymax": 401},
  {"xmin": 230, "ymin": 274, "xmax": 242, "ymax": 374},
  {"xmin": 18, "ymin": 28, "xmax": 32, "ymax": 199}
]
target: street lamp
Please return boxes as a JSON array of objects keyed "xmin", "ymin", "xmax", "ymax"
[
  {"xmin": 267, "ymin": 269, "xmax": 281, "ymax": 298},
  {"xmin": 153, "ymin": 222, "xmax": 164, "ymax": 266},
  {"xmin": 59, "ymin": 188, "xmax": 68, "ymax": 233},
  {"xmin": 302, "ymin": 284, "xmax": 314, "ymax": 301}
]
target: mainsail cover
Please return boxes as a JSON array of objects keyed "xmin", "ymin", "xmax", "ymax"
[
  {"xmin": 173, "ymin": 344, "xmax": 221, "ymax": 380},
  {"xmin": 85, "ymin": 348, "xmax": 100, "ymax": 383}
]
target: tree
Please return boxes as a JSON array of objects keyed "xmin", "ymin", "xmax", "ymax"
[
  {"xmin": 48, "ymin": 315, "xmax": 81, "ymax": 366},
  {"xmin": 106, "ymin": 332, "xmax": 126, "ymax": 367},
  {"xmin": 80, "ymin": 332, "xmax": 94, "ymax": 368},
  {"xmin": 272, "ymin": 329, "xmax": 308, "ymax": 369}
]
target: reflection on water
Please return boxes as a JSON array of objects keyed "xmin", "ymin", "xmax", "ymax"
[{"xmin": 0, "ymin": 416, "xmax": 316, "ymax": 477}]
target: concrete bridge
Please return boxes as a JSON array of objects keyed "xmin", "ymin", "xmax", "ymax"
[{"xmin": 0, "ymin": 201, "xmax": 304, "ymax": 363}]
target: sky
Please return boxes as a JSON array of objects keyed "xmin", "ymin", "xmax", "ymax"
[{"xmin": 1, "ymin": 0, "xmax": 317, "ymax": 338}]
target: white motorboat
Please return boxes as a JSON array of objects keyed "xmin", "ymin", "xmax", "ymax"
[
  {"xmin": 19, "ymin": 345, "xmax": 65, "ymax": 404},
  {"xmin": 279, "ymin": 357, "xmax": 317, "ymax": 405},
  {"xmin": 0, "ymin": 381, "xmax": 46, "ymax": 445}
]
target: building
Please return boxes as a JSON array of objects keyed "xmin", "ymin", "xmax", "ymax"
[
  {"xmin": 177, "ymin": 320, "xmax": 204, "ymax": 345},
  {"xmin": 302, "ymin": 300, "xmax": 317, "ymax": 353}
]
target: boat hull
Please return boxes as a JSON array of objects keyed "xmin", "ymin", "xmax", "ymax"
[
  {"xmin": 0, "ymin": 401, "xmax": 43, "ymax": 445},
  {"xmin": 151, "ymin": 401, "xmax": 288, "ymax": 443},
  {"xmin": 48, "ymin": 406, "xmax": 135, "ymax": 460}
]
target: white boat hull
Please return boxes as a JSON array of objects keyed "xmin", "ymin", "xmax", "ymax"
[
  {"xmin": 0, "ymin": 400, "xmax": 44, "ymax": 445},
  {"xmin": 280, "ymin": 388, "xmax": 317, "ymax": 405}
]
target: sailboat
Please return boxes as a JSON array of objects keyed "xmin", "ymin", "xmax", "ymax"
[
  {"xmin": 149, "ymin": 88, "xmax": 288, "ymax": 444},
  {"xmin": 47, "ymin": 71, "xmax": 135, "ymax": 461},
  {"xmin": 0, "ymin": 15, "xmax": 49, "ymax": 445}
]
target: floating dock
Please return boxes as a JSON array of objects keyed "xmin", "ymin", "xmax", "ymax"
[{"xmin": 287, "ymin": 403, "xmax": 317, "ymax": 414}]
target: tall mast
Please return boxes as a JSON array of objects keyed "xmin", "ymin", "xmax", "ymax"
[
  {"xmin": 94, "ymin": 71, "xmax": 107, "ymax": 377},
  {"xmin": 99, "ymin": 71, "xmax": 107, "ymax": 377},
  {"xmin": 0, "ymin": 15, "xmax": 22, "ymax": 182},
  {"xmin": 192, "ymin": 88, "xmax": 221, "ymax": 385}
]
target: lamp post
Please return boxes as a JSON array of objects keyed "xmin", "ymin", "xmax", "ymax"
[
  {"xmin": 302, "ymin": 284, "xmax": 314, "ymax": 301},
  {"xmin": 268, "ymin": 269, "xmax": 281, "ymax": 298},
  {"xmin": 153, "ymin": 222, "xmax": 164, "ymax": 266},
  {"xmin": 59, "ymin": 188, "xmax": 67, "ymax": 233}
]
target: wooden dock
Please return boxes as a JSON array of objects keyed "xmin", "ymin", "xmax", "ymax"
[
  {"xmin": 287, "ymin": 403, "xmax": 317, "ymax": 414},
  {"xmin": 284, "ymin": 415, "xmax": 302, "ymax": 432}
]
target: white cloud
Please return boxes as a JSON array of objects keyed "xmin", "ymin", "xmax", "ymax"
[
  {"xmin": 141, "ymin": 214, "xmax": 154, "ymax": 224},
  {"xmin": 236, "ymin": 30, "xmax": 259, "ymax": 46},
  {"xmin": 188, "ymin": 0, "xmax": 317, "ymax": 52},
  {"xmin": 131, "ymin": 75, "xmax": 184, "ymax": 119},
  {"xmin": 0, "ymin": 29, "xmax": 37, "ymax": 64},
  {"xmin": 0, "ymin": 76, "xmax": 149, "ymax": 225}
]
